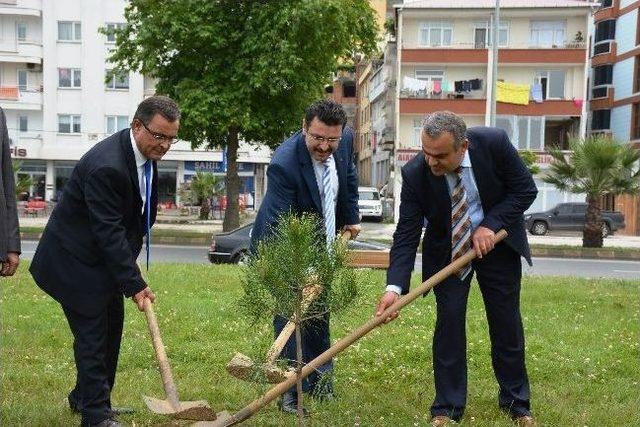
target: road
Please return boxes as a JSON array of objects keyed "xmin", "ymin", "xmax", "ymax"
[{"xmin": 19, "ymin": 241, "xmax": 640, "ymax": 280}]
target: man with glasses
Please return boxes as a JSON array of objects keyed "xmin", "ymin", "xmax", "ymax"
[
  {"xmin": 30, "ymin": 96, "xmax": 180, "ymax": 427},
  {"xmin": 251, "ymin": 99, "xmax": 361, "ymax": 414}
]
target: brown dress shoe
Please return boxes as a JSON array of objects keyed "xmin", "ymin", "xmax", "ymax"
[
  {"xmin": 431, "ymin": 415, "xmax": 452, "ymax": 426},
  {"xmin": 514, "ymin": 415, "xmax": 536, "ymax": 427}
]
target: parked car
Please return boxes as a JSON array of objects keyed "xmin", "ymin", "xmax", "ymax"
[
  {"xmin": 524, "ymin": 202, "xmax": 625, "ymax": 238},
  {"xmin": 208, "ymin": 223, "xmax": 389, "ymax": 264},
  {"xmin": 358, "ymin": 186, "xmax": 383, "ymax": 222}
]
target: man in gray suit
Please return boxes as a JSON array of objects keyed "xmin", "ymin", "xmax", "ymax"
[{"xmin": 0, "ymin": 107, "xmax": 21, "ymax": 277}]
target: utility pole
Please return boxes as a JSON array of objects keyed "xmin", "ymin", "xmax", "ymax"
[{"xmin": 489, "ymin": 0, "xmax": 500, "ymax": 127}]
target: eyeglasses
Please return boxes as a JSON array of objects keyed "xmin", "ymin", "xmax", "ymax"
[
  {"xmin": 139, "ymin": 120, "xmax": 179, "ymax": 145},
  {"xmin": 305, "ymin": 131, "xmax": 341, "ymax": 144}
]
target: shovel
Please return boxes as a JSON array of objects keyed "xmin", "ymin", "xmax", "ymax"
[
  {"xmin": 142, "ymin": 298, "xmax": 220, "ymax": 421},
  {"xmin": 197, "ymin": 229, "xmax": 508, "ymax": 426},
  {"xmin": 225, "ymin": 230, "xmax": 352, "ymax": 383}
]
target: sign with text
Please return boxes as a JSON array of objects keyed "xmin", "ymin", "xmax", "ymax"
[{"xmin": 184, "ymin": 161, "xmax": 254, "ymax": 173}]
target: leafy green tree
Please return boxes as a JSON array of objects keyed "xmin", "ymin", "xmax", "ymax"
[
  {"xmin": 519, "ymin": 150, "xmax": 540, "ymax": 176},
  {"xmin": 544, "ymin": 135, "xmax": 640, "ymax": 247},
  {"xmin": 188, "ymin": 172, "xmax": 224, "ymax": 220},
  {"xmin": 104, "ymin": 0, "xmax": 378, "ymax": 231},
  {"xmin": 241, "ymin": 213, "xmax": 362, "ymax": 424}
]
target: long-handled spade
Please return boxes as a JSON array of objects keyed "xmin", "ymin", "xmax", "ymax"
[
  {"xmin": 197, "ymin": 230, "xmax": 508, "ymax": 426},
  {"xmin": 226, "ymin": 231, "xmax": 353, "ymax": 383},
  {"xmin": 142, "ymin": 298, "xmax": 222, "ymax": 421}
]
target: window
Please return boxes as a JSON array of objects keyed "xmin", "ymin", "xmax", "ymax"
[
  {"xmin": 105, "ymin": 23, "xmax": 125, "ymax": 43},
  {"xmin": 105, "ymin": 70, "xmax": 129, "ymax": 90},
  {"xmin": 17, "ymin": 70, "xmax": 27, "ymax": 91},
  {"xmin": 415, "ymin": 69, "xmax": 444, "ymax": 86},
  {"xmin": 633, "ymin": 103, "xmax": 640, "ymax": 140},
  {"xmin": 591, "ymin": 109, "xmax": 611, "ymax": 130},
  {"xmin": 594, "ymin": 20, "xmax": 616, "ymax": 43},
  {"xmin": 343, "ymin": 81, "xmax": 356, "ymax": 98},
  {"xmin": 106, "ymin": 115, "xmax": 129, "ymax": 134},
  {"xmin": 18, "ymin": 116, "xmax": 28, "ymax": 132},
  {"xmin": 496, "ymin": 115, "xmax": 544, "ymax": 150},
  {"xmin": 58, "ymin": 68, "xmax": 81, "ymax": 88},
  {"xmin": 530, "ymin": 20, "xmax": 566, "ymax": 47},
  {"xmin": 16, "ymin": 22, "xmax": 26, "ymax": 41},
  {"xmin": 635, "ymin": 56, "xmax": 640, "ymax": 94},
  {"xmin": 58, "ymin": 21, "xmax": 82, "ymax": 41},
  {"xmin": 58, "ymin": 115, "xmax": 81, "ymax": 133},
  {"xmin": 412, "ymin": 118, "xmax": 423, "ymax": 147},
  {"xmin": 593, "ymin": 65, "xmax": 613, "ymax": 86},
  {"xmin": 419, "ymin": 21, "xmax": 452, "ymax": 47},
  {"xmin": 535, "ymin": 70, "xmax": 565, "ymax": 100},
  {"xmin": 474, "ymin": 21, "xmax": 509, "ymax": 48}
]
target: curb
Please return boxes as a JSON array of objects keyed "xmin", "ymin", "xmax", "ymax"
[{"xmin": 20, "ymin": 233, "xmax": 211, "ymax": 247}]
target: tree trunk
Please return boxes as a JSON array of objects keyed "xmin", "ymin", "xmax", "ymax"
[
  {"xmin": 199, "ymin": 199, "xmax": 210, "ymax": 220},
  {"xmin": 583, "ymin": 194, "xmax": 603, "ymax": 248},
  {"xmin": 223, "ymin": 127, "xmax": 241, "ymax": 232},
  {"xmin": 295, "ymin": 312, "xmax": 305, "ymax": 427}
]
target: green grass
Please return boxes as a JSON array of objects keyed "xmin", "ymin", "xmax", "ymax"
[{"xmin": 1, "ymin": 264, "xmax": 639, "ymax": 426}]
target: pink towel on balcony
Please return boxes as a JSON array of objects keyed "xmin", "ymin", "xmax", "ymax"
[{"xmin": 433, "ymin": 80, "xmax": 442, "ymax": 94}]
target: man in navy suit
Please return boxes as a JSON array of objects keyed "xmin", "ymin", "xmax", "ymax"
[
  {"xmin": 251, "ymin": 99, "xmax": 360, "ymax": 414},
  {"xmin": 30, "ymin": 96, "xmax": 180, "ymax": 427},
  {"xmin": 375, "ymin": 111, "xmax": 537, "ymax": 427}
]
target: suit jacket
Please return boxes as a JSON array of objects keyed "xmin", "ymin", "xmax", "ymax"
[
  {"xmin": 30, "ymin": 129, "xmax": 157, "ymax": 316},
  {"xmin": 0, "ymin": 107, "xmax": 20, "ymax": 261},
  {"xmin": 387, "ymin": 126, "xmax": 538, "ymax": 294},
  {"xmin": 251, "ymin": 127, "xmax": 359, "ymax": 247}
]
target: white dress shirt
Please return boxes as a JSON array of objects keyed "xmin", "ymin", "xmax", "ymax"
[{"xmin": 130, "ymin": 130, "xmax": 152, "ymax": 214}]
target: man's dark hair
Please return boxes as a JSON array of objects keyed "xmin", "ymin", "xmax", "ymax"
[
  {"xmin": 304, "ymin": 99, "xmax": 347, "ymax": 128},
  {"xmin": 133, "ymin": 95, "xmax": 181, "ymax": 125}
]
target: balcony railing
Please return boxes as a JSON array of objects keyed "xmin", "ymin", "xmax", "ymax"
[
  {"xmin": 591, "ymin": 85, "xmax": 610, "ymax": 99},
  {"xmin": 593, "ymin": 40, "xmax": 612, "ymax": 55}
]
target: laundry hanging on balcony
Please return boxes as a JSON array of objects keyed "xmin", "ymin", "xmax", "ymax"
[
  {"xmin": 496, "ymin": 81, "xmax": 530, "ymax": 105},
  {"xmin": 403, "ymin": 76, "xmax": 428, "ymax": 92},
  {"xmin": 530, "ymin": 83, "xmax": 544, "ymax": 103}
]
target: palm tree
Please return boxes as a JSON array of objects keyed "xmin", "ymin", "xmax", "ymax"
[
  {"xmin": 189, "ymin": 172, "xmax": 224, "ymax": 220},
  {"xmin": 12, "ymin": 161, "xmax": 32, "ymax": 200},
  {"xmin": 543, "ymin": 135, "xmax": 640, "ymax": 248}
]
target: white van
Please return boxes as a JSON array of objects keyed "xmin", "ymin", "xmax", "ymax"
[{"xmin": 358, "ymin": 186, "xmax": 383, "ymax": 222}]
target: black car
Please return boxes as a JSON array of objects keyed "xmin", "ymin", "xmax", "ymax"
[
  {"xmin": 208, "ymin": 223, "xmax": 389, "ymax": 264},
  {"xmin": 524, "ymin": 202, "xmax": 625, "ymax": 237}
]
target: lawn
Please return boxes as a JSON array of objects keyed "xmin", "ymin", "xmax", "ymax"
[{"xmin": 1, "ymin": 263, "xmax": 638, "ymax": 426}]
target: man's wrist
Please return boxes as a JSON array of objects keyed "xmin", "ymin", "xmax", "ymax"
[{"xmin": 385, "ymin": 285, "xmax": 402, "ymax": 295}]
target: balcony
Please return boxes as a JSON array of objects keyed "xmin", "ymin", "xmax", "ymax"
[
  {"xmin": 0, "ymin": 86, "xmax": 42, "ymax": 110},
  {"xmin": 400, "ymin": 96, "xmax": 581, "ymax": 116},
  {"xmin": 590, "ymin": 85, "xmax": 614, "ymax": 110},
  {"xmin": 592, "ymin": 40, "xmax": 616, "ymax": 65},
  {"xmin": 0, "ymin": 0, "xmax": 41, "ymax": 16},
  {"xmin": 0, "ymin": 39, "xmax": 43, "ymax": 63}
]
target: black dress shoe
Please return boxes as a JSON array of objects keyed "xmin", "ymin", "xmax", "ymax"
[
  {"xmin": 70, "ymin": 399, "xmax": 133, "ymax": 417},
  {"xmin": 88, "ymin": 417, "xmax": 126, "ymax": 427},
  {"xmin": 278, "ymin": 391, "xmax": 308, "ymax": 416}
]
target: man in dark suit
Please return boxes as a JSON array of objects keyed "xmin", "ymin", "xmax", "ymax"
[
  {"xmin": 0, "ymin": 107, "xmax": 20, "ymax": 277},
  {"xmin": 375, "ymin": 111, "xmax": 538, "ymax": 427},
  {"xmin": 251, "ymin": 99, "xmax": 360, "ymax": 414},
  {"xmin": 30, "ymin": 96, "xmax": 180, "ymax": 427}
]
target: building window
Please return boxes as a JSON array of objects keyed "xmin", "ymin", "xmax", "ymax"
[
  {"xmin": 535, "ymin": 70, "xmax": 565, "ymax": 100},
  {"xmin": 530, "ymin": 20, "xmax": 566, "ymax": 47},
  {"xmin": 106, "ymin": 115, "xmax": 129, "ymax": 134},
  {"xmin": 58, "ymin": 21, "xmax": 82, "ymax": 41},
  {"xmin": 593, "ymin": 64, "xmax": 613, "ymax": 87},
  {"xmin": 591, "ymin": 109, "xmax": 611, "ymax": 131},
  {"xmin": 343, "ymin": 81, "xmax": 356, "ymax": 98},
  {"xmin": 496, "ymin": 115, "xmax": 544, "ymax": 150},
  {"xmin": 18, "ymin": 116, "xmax": 28, "ymax": 132},
  {"xmin": 17, "ymin": 70, "xmax": 28, "ymax": 91},
  {"xmin": 412, "ymin": 118, "xmax": 423, "ymax": 147},
  {"xmin": 600, "ymin": 0, "xmax": 613, "ymax": 8},
  {"xmin": 419, "ymin": 21, "xmax": 453, "ymax": 47},
  {"xmin": 17, "ymin": 22, "xmax": 27, "ymax": 41},
  {"xmin": 58, "ymin": 115, "xmax": 81, "ymax": 133},
  {"xmin": 594, "ymin": 19, "xmax": 616, "ymax": 43},
  {"xmin": 634, "ymin": 56, "xmax": 640, "ymax": 94},
  {"xmin": 415, "ymin": 69, "xmax": 444, "ymax": 86},
  {"xmin": 105, "ymin": 23, "xmax": 125, "ymax": 43},
  {"xmin": 474, "ymin": 21, "xmax": 509, "ymax": 48},
  {"xmin": 59, "ymin": 68, "xmax": 81, "ymax": 88},
  {"xmin": 105, "ymin": 70, "xmax": 129, "ymax": 90},
  {"xmin": 633, "ymin": 103, "xmax": 640, "ymax": 140}
]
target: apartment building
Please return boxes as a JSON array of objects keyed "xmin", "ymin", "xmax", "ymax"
[
  {"xmin": 392, "ymin": 0, "xmax": 594, "ymax": 220},
  {"xmin": 589, "ymin": 0, "xmax": 640, "ymax": 235},
  {"xmin": 1, "ymin": 0, "xmax": 270, "ymax": 207}
]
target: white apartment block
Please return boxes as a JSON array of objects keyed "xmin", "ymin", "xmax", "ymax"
[{"xmin": 1, "ymin": 0, "xmax": 270, "ymax": 207}]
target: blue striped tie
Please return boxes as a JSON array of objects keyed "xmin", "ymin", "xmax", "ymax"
[
  {"xmin": 451, "ymin": 167, "xmax": 472, "ymax": 279},
  {"xmin": 322, "ymin": 159, "xmax": 336, "ymax": 246},
  {"xmin": 144, "ymin": 160, "xmax": 152, "ymax": 270}
]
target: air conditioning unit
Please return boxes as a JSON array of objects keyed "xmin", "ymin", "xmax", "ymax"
[
  {"xmin": 26, "ymin": 63, "xmax": 36, "ymax": 69},
  {"xmin": 88, "ymin": 133, "xmax": 99, "ymax": 141}
]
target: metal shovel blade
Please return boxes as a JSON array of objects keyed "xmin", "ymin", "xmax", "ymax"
[{"xmin": 142, "ymin": 395, "xmax": 218, "ymax": 421}]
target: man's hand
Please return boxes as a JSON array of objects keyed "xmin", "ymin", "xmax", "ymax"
[
  {"xmin": 1, "ymin": 252, "xmax": 20, "ymax": 277},
  {"xmin": 343, "ymin": 224, "xmax": 361, "ymax": 239},
  {"xmin": 472, "ymin": 226, "xmax": 496, "ymax": 259},
  {"xmin": 375, "ymin": 291, "xmax": 400, "ymax": 324},
  {"xmin": 132, "ymin": 287, "xmax": 156, "ymax": 312}
]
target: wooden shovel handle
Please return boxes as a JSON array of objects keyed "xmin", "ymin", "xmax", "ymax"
[
  {"xmin": 225, "ymin": 230, "xmax": 509, "ymax": 426},
  {"xmin": 143, "ymin": 298, "xmax": 181, "ymax": 410},
  {"xmin": 264, "ymin": 230, "xmax": 351, "ymax": 363}
]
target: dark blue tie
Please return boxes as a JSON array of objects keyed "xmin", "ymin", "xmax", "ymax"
[{"xmin": 144, "ymin": 160, "xmax": 152, "ymax": 270}]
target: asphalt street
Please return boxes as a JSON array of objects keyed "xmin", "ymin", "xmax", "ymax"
[{"xmin": 19, "ymin": 240, "xmax": 640, "ymax": 280}]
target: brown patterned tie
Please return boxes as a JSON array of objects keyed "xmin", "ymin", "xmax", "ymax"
[{"xmin": 451, "ymin": 167, "xmax": 472, "ymax": 279}]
